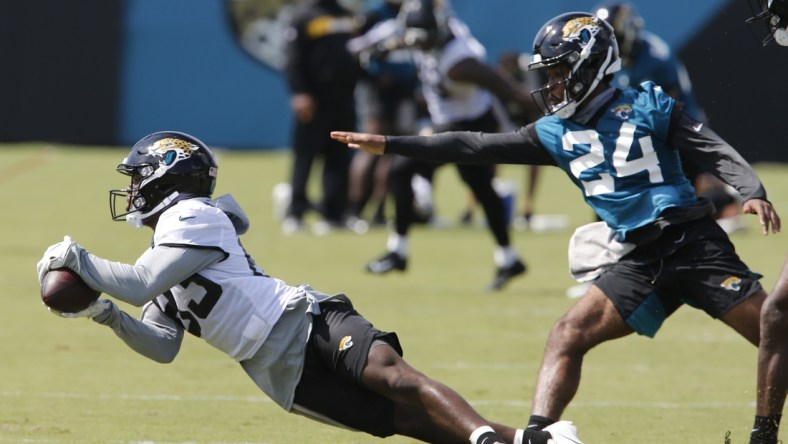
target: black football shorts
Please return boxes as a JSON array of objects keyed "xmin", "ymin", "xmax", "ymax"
[
  {"xmin": 595, "ymin": 216, "xmax": 763, "ymax": 338},
  {"xmin": 292, "ymin": 299, "xmax": 402, "ymax": 437}
]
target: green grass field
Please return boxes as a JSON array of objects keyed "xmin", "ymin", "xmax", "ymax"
[{"xmin": 0, "ymin": 144, "xmax": 785, "ymax": 443}]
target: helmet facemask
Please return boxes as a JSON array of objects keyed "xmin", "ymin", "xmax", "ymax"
[
  {"xmin": 528, "ymin": 52, "xmax": 584, "ymax": 119},
  {"xmin": 110, "ymin": 163, "xmax": 183, "ymax": 228},
  {"xmin": 529, "ymin": 44, "xmax": 619, "ymax": 119}
]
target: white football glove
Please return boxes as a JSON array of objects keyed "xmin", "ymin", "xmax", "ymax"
[
  {"xmin": 36, "ymin": 235, "xmax": 82, "ymax": 286},
  {"xmin": 48, "ymin": 298, "xmax": 112, "ymax": 319}
]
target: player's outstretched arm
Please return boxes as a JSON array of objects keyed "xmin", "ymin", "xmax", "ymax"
[
  {"xmin": 743, "ymin": 198, "xmax": 781, "ymax": 235},
  {"xmin": 91, "ymin": 301, "xmax": 185, "ymax": 364},
  {"xmin": 330, "ymin": 131, "xmax": 386, "ymax": 155}
]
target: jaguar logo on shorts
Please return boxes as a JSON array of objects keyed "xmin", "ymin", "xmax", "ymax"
[
  {"xmin": 720, "ymin": 276, "xmax": 742, "ymax": 291},
  {"xmin": 338, "ymin": 336, "xmax": 354, "ymax": 351}
]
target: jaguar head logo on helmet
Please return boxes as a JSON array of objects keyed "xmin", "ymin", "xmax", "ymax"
[
  {"xmin": 110, "ymin": 131, "xmax": 218, "ymax": 228},
  {"xmin": 527, "ymin": 12, "xmax": 621, "ymax": 119},
  {"xmin": 561, "ymin": 16, "xmax": 599, "ymax": 42}
]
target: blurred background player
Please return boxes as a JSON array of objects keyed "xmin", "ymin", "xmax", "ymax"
[
  {"xmin": 282, "ymin": 0, "xmax": 360, "ymax": 235},
  {"xmin": 455, "ymin": 51, "xmax": 535, "ymax": 229},
  {"xmin": 462, "ymin": 52, "xmax": 567, "ymax": 234},
  {"xmin": 362, "ymin": 0, "xmax": 536, "ymax": 291},
  {"xmin": 491, "ymin": 50, "xmax": 574, "ymax": 233},
  {"xmin": 746, "ymin": 3, "xmax": 788, "ymax": 443},
  {"xmin": 346, "ymin": 0, "xmax": 420, "ymax": 230},
  {"xmin": 693, "ymin": 173, "xmax": 747, "ymax": 233},
  {"xmin": 594, "ymin": 1, "xmax": 703, "ymax": 120},
  {"xmin": 496, "ymin": 51, "xmax": 541, "ymax": 229}
]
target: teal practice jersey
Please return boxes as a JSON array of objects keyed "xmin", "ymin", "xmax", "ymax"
[{"xmin": 534, "ymin": 81, "xmax": 698, "ymax": 241}]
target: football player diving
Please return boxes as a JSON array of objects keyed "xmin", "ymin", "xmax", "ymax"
[
  {"xmin": 332, "ymin": 11, "xmax": 781, "ymax": 436},
  {"xmin": 35, "ymin": 131, "xmax": 581, "ymax": 444}
]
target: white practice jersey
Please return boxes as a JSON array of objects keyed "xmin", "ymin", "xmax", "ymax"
[
  {"xmin": 149, "ymin": 198, "xmax": 302, "ymax": 361},
  {"xmin": 416, "ymin": 18, "xmax": 492, "ymax": 126}
]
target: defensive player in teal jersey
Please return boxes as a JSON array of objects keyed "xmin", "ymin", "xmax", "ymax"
[{"xmin": 332, "ymin": 11, "xmax": 781, "ymax": 433}]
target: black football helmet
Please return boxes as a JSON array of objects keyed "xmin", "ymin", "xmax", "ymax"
[
  {"xmin": 399, "ymin": 0, "xmax": 451, "ymax": 48},
  {"xmin": 747, "ymin": 0, "xmax": 788, "ymax": 46},
  {"xmin": 594, "ymin": 2, "xmax": 644, "ymax": 63},
  {"xmin": 528, "ymin": 12, "xmax": 621, "ymax": 119},
  {"xmin": 110, "ymin": 131, "xmax": 218, "ymax": 228}
]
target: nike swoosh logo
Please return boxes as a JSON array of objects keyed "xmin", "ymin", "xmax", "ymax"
[
  {"xmin": 179, "ymin": 215, "xmax": 196, "ymax": 221},
  {"xmin": 692, "ymin": 122, "xmax": 703, "ymax": 132}
]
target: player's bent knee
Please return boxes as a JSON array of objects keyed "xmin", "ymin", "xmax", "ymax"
[
  {"xmin": 364, "ymin": 345, "xmax": 421, "ymax": 392},
  {"xmin": 546, "ymin": 317, "xmax": 594, "ymax": 354},
  {"xmin": 762, "ymin": 297, "xmax": 788, "ymax": 330},
  {"xmin": 765, "ymin": 290, "xmax": 788, "ymax": 314}
]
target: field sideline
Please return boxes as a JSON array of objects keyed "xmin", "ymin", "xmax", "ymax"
[{"xmin": 0, "ymin": 144, "xmax": 785, "ymax": 443}]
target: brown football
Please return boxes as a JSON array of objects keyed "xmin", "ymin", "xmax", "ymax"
[{"xmin": 40, "ymin": 268, "xmax": 101, "ymax": 313}]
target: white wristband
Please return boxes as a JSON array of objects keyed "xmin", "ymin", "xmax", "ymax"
[
  {"xmin": 514, "ymin": 428, "xmax": 525, "ymax": 444},
  {"xmin": 470, "ymin": 425, "xmax": 496, "ymax": 444}
]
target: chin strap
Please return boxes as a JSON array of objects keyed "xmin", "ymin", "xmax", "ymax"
[
  {"xmin": 125, "ymin": 191, "xmax": 180, "ymax": 228},
  {"xmin": 556, "ymin": 45, "xmax": 618, "ymax": 119},
  {"xmin": 125, "ymin": 213, "xmax": 145, "ymax": 228}
]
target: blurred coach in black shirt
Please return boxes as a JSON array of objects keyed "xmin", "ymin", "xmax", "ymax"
[{"xmin": 283, "ymin": 0, "xmax": 360, "ymax": 234}]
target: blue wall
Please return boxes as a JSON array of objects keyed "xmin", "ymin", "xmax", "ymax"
[
  {"xmin": 118, "ymin": 0, "xmax": 728, "ymax": 149},
  {"xmin": 451, "ymin": 0, "xmax": 726, "ymax": 58},
  {"xmin": 119, "ymin": 0, "xmax": 290, "ymax": 148}
]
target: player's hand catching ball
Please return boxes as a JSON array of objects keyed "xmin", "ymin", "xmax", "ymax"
[
  {"xmin": 36, "ymin": 235, "xmax": 83, "ymax": 285},
  {"xmin": 49, "ymin": 298, "xmax": 112, "ymax": 319}
]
